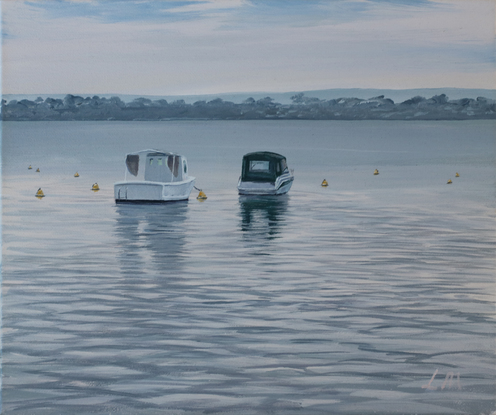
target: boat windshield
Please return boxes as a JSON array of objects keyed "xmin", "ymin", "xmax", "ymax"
[{"xmin": 250, "ymin": 160, "xmax": 270, "ymax": 172}]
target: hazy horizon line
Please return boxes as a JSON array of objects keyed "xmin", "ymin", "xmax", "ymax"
[{"xmin": 4, "ymin": 86, "xmax": 496, "ymax": 97}]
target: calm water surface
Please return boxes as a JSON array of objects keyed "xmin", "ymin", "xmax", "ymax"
[{"xmin": 2, "ymin": 120, "xmax": 495, "ymax": 414}]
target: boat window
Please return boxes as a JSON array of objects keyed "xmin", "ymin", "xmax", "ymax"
[
  {"xmin": 149, "ymin": 158, "xmax": 153, "ymax": 165},
  {"xmin": 280, "ymin": 159, "xmax": 288, "ymax": 171},
  {"xmin": 250, "ymin": 160, "xmax": 270, "ymax": 172},
  {"xmin": 126, "ymin": 154, "xmax": 140, "ymax": 176},
  {"xmin": 183, "ymin": 160, "xmax": 187, "ymax": 174},
  {"xmin": 157, "ymin": 158, "xmax": 163, "ymax": 165}
]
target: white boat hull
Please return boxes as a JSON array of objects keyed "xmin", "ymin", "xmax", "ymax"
[
  {"xmin": 114, "ymin": 177, "xmax": 195, "ymax": 203},
  {"xmin": 237, "ymin": 172, "xmax": 294, "ymax": 196}
]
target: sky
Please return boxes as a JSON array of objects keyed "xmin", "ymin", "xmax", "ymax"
[{"xmin": 1, "ymin": 0, "xmax": 495, "ymax": 96}]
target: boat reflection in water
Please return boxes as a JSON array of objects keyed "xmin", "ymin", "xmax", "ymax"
[
  {"xmin": 238, "ymin": 195, "xmax": 289, "ymax": 241},
  {"xmin": 114, "ymin": 202, "xmax": 188, "ymax": 275}
]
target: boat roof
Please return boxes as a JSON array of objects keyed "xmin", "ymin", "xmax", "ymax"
[
  {"xmin": 242, "ymin": 151, "xmax": 286, "ymax": 161},
  {"xmin": 126, "ymin": 149, "xmax": 181, "ymax": 157}
]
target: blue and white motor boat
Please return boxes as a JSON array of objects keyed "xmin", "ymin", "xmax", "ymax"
[{"xmin": 237, "ymin": 151, "xmax": 294, "ymax": 195}]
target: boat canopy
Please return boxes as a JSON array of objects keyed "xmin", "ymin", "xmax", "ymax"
[
  {"xmin": 125, "ymin": 149, "xmax": 189, "ymax": 182},
  {"xmin": 241, "ymin": 152, "xmax": 288, "ymax": 182}
]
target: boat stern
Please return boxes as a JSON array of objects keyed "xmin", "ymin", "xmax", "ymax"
[
  {"xmin": 114, "ymin": 177, "xmax": 195, "ymax": 203},
  {"xmin": 238, "ymin": 171, "xmax": 294, "ymax": 196}
]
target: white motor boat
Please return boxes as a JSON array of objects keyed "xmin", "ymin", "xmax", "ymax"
[
  {"xmin": 114, "ymin": 149, "xmax": 195, "ymax": 203},
  {"xmin": 237, "ymin": 151, "xmax": 294, "ymax": 195}
]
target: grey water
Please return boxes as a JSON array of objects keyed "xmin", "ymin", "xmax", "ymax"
[{"xmin": 2, "ymin": 120, "xmax": 495, "ymax": 415}]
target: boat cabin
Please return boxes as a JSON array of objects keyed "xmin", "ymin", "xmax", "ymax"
[
  {"xmin": 241, "ymin": 152, "xmax": 288, "ymax": 183},
  {"xmin": 125, "ymin": 150, "xmax": 189, "ymax": 183}
]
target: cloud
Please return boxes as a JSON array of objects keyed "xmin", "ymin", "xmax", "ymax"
[
  {"xmin": 10, "ymin": 0, "xmax": 447, "ymax": 26},
  {"xmin": 166, "ymin": 0, "xmax": 246, "ymax": 14},
  {"xmin": 16, "ymin": 0, "xmax": 246, "ymax": 24}
]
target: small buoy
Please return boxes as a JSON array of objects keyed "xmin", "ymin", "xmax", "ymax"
[
  {"xmin": 36, "ymin": 168, "xmax": 40, "ymax": 172},
  {"xmin": 197, "ymin": 190, "xmax": 207, "ymax": 201},
  {"xmin": 447, "ymin": 179, "xmax": 452, "ymax": 184},
  {"xmin": 74, "ymin": 172, "xmax": 79, "ymax": 177},
  {"xmin": 92, "ymin": 183, "xmax": 100, "ymax": 191},
  {"xmin": 455, "ymin": 172, "xmax": 460, "ymax": 177},
  {"xmin": 373, "ymin": 169, "xmax": 379, "ymax": 175},
  {"xmin": 28, "ymin": 165, "xmax": 32, "ymax": 170},
  {"xmin": 321, "ymin": 179, "xmax": 329, "ymax": 187},
  {"xmin": 35, "ymin": 188, "xmax": 45, "ymax": 198}
]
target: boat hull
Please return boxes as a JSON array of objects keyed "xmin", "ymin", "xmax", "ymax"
[
  {"xmin": 237, "ymin": 173, "xmax": 294, "ymax": 196},
  {"xmin": 114, "ymin": 177, "xmax": 195, "ymax": 203}
]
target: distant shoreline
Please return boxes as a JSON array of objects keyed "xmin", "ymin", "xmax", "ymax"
[{"xmin": 2, "ymin": 92, "xmax": 495, "ymax": 121}]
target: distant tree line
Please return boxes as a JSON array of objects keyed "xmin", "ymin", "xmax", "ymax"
[{"xmin": 2, "ymin": 93, "xmax": 495, "ymax": 121}]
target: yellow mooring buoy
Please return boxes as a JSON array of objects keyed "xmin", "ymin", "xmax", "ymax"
[
  {"xmin": 92, "ymin": 183, "xmax": 100, "ymax": 191},
  {"xmin": 197, "ymin": 190, "xmax": 207, "ymax": 201},
  {"xmin": 321, "ymin": 179, "xmax": 329, "ymax": 187},
  {"xmin": 28, "ymin": 165, "xmax": 32, "ymax": 170},
  {"xmin": 455, "ymin": 172, "xmax": 460, "ymax": 177},
  {"xmin": 447, "ymin": 179, "xmax": 452, "ymax": 184},
  {"xmin": 74, "ymin": 172, "xmax": 80, "ymax": 177},
  {"xmin": 35, "ymin": 188, "xmax": 45, "ymax": 198},
  {"xmin": 36, "ymin": 168, "xmax": 40, "ymax": 173},
  {"xmin": 373, "ymin": 169, "xmax": 379, "ymax": 175}
]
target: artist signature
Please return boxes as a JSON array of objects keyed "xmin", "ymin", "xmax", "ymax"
[{"xmin": 422, "ymin": 369, "xmax": 461, "ymax": 390}]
